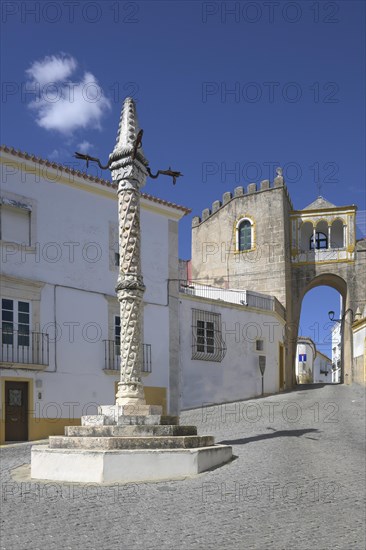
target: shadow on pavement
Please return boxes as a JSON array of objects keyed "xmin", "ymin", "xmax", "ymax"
[
  {"xmin": 294, "ymin": 383, "xmax": 328, "ymax": 390},
  {"xmin": 219, "ymin": 428, "xmax": 320, "ymax": 446}
]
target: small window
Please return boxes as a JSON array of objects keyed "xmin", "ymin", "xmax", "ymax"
[
  {"xmin": 192, "ymin": 309, "xmax": 226, "ymax": 362},
  {"xmin": 310, "ymin": 231, "xmax": 327, "ymax": 250},
  {"xmin": 114, "ymin": 253, "xmax": 120, "ymax": 267},
  {"xmin": 0, "ymin": 205, "xmax": 31, "ymax": 245},
  {"xmin": 197, "ymin": 320, "xmax": 215, "ymax": 354},
  {"xmin": 255, "ymin": 339, "xmax": 264, "ymax": 351},
  {"xmin": 238, "ymin": 219, "xmax": 252, "ymax": 251}
]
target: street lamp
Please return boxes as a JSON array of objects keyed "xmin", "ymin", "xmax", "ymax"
[
  {"xmin": 328, "ymin": 309, "xmax": 354, "ymax": 323},
  {"xmin": 328, "ymin": 310, "xmax": 336, "ymax": 322}
]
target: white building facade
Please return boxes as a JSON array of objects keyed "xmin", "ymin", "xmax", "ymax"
[
  {"xmin": 313, "ymin": 351, "xmax": 332, "ymax": 384},
  {"xmin": 352, "ymin": 306, "xmax": 366, "ymax": 385},
  {"xmin": 296, "ymin": 338, "xmax": 333, "ymax": 384},
  {"xmin": 178, "ymin": 283, "xmax": 286, "ymax": 409},
  {"xmin": 331, "ymin": 323, "xmax": 342, "ymax": 383},
  {"xmin": 295, "ymin": 337, "xmax": 316, "ymax": 384},
  {"xmin": 0, "ymin": 147, "xmax": 189, "ymax": 443}
]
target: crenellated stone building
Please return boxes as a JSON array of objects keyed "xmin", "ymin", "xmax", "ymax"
[{"xmin": 190, "ymin": 171, "xmax": 366, "ymax": 387}]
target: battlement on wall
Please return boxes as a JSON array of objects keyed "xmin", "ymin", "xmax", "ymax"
[{"xmin": 192, "ymin": 171, "xmax": 293, "ymax": 227}]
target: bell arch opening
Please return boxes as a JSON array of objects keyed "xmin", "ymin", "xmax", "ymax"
[{"xmin": 330, "ymin": 219, "xmax": 344, "ymax": 248}]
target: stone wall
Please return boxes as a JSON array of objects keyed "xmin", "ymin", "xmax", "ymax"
[{"xmin": 191, "ymin": 179, "xmax": 293, "ymax": 309}]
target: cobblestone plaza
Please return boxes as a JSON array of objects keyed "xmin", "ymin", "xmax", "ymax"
[{"xmin": 1, "ymin": 383, "xmax": 365, "ymax": 550}]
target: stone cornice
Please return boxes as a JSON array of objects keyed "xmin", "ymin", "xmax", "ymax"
[{"xmin": 291, "ymin": 205, "xmax": 357, "ymax": 215}]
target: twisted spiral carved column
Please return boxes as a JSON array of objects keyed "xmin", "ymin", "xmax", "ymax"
[{"xmin": 113, "ymin": 164, "xmax": 147, "ymax": 407}]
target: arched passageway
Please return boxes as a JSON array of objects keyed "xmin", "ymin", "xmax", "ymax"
[
  {"xmin": 297, "ymin": 286, "xmax": 342, "ymax": 384},
  {"xmin": 291, "ymin": 273, "xmax": 352, "ymax": 386}
]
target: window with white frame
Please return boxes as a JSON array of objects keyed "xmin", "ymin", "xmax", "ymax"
[
  {"xmin": 192, "ymin": 309, "xmax": 226, "ymax": 362},
  {"xmin": 1, "ymin": 298, "xmax": 30, "ymax": 346},
  {"xmin": 0, "ymin": 202, "xmax": 31, "ymax": 245}
]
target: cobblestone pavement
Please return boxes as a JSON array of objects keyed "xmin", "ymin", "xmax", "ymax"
[{"xmin": 1, "ymin": 384, "xmax": 365, "ymax": 550}]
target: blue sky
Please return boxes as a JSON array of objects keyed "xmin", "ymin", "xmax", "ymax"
[{"xmin": 2, "ymin": 0, "xmax": 365, "ymax": 356}]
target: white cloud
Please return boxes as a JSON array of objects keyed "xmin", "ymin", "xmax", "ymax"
[
  {"xmin": 26, "ymin": 55, "xmax": 77, "ymax": 87},
  {"xmin": 26, "ymin": 55, "xmax": 111, "ymax": 135},
  {"xmin": 77, "ymin": 141, "xmax": 93, "ymax": 154}
]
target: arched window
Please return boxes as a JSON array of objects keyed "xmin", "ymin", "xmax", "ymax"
[
  {"xmin": 310, "ymin": 231, "xmax": 328, "ymax": 250},
  {"xmin": 238, "ymin": 219, "xmax": 252, "ymax": 251}
]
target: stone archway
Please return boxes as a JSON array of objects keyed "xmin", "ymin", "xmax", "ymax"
[{"xmin": 290, "ymin": 273, "xmax": 352, "ymax": 385}]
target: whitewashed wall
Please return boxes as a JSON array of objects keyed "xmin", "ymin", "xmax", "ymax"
[
  {"xmin": 295, "ymin": 341, "xmax": 315, "ymax": 383},
  {"xmin": 331, "ymin": 324, "xmax": 342, "ymax": 383},
  {"xmin": 179, "ymin": 294, "xmax": 285, "ymax": 409},
  {"xmin": 313, "ymin": 353, "xmax": 332, "ymax": 384}
]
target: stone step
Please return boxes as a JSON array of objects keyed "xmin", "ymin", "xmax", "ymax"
[
  {"xmin": 97, "ymin": 404, "xmax": 163, "ymax": 421},
  {"xmin": 117, "ymin": 415, "xmax": 180, "ymax": 426},
  {"xmin": 65, "ymin": 425, "xmax": 197, "ymax": 437},
  {"xmin": 81, "ymin": 414, "xmax": 180, "ymax": 427},
  {"xmin": 49, "ymin": 435, "xmax": 214, "ymax": 450}
]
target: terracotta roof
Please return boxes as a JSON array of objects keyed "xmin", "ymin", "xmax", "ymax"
[{"xmin": 0, "ymin": 145, "xmax": 191, "ymax": 215}]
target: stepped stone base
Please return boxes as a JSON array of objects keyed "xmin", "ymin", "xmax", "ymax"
[
  {"xmin": 31, "ymin": 445, "xmax": 233, "ymax": 483},
  {"xmin": 30, "ymin": 411, "xmax": 233, "ymax": 483},
  {"xmin": 65, "ymin": 425, "xmax": 196, "ymax": 437},
  {"xmin": 95, "ymin": 404, "xmax": 163, "ymax": 423},
  {"xmin": 49, "ymin": 435, "xmax": 215, "ymax": 450},
  {"xmin": 82, "ymin": 414, "xmax": 179, "ymax": 427}
]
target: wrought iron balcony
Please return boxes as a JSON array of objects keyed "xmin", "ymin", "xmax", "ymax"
[
  {"xmin": 0, "ymin": 329, "xmax": 49, "ymax": 367},
  {"xmin": 103, "ymin": 340, "xmax": 152, "ymax": 373}
]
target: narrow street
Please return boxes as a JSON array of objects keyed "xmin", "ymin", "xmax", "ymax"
[{"xmin": 1, "ymin": 383, "xmax": 365, "ymax": 550}]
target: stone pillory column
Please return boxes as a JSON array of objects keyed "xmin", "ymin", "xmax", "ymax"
[
  {"xmin": 29, "ymin": 97, "xmax": 233, "ymax": 484},
  {"xmin": 109, "ymin": 98, "xmax": 151, "ymax": 413}
]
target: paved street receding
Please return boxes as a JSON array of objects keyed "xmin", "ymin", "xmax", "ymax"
[{"xmin": 1, "ymin": 384, "xmax": 365, "ymax": 550}]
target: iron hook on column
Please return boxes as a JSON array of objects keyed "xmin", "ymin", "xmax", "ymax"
[{"xmin": 74, "ymin": 129, "xmax": 183, "ymax": 185}]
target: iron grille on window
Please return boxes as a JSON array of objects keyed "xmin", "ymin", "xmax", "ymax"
[{"xmin": 192, "ymin": 309, "xmax": 226, "ymax": 362}]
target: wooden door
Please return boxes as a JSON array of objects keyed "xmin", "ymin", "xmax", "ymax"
[{"xmin": 5, "ymin": 381, "xmax": 28, "ymax": 441}]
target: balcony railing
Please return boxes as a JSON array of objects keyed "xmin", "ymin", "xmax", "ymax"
[
  {"xmin": 291, "ymin": 247, "xmax": 351, "ymax": 264},
  {"xmin": 103, "ymin": 340, "xmax": 152, "ymax": 373},
  {"xmin": 0, "ymin": 329, "xmax": 49, "ymax": 366}
]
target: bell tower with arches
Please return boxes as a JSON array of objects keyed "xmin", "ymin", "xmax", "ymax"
[{"xmin": 290, "ymin": 196, "xmax": 363, "ymax": 384}]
